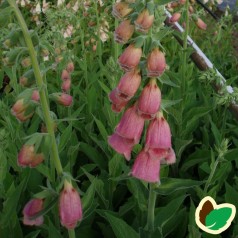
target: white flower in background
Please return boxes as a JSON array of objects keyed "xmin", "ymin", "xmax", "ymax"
[
  {"xmin": 57, "ymin": 0, "xmax": 65, "ymax": 6},
  {"xmin": 20, "ymin": 0, "xmax": 30, "ymax": 7},
  {"xmin": 99, "ymin": 20, "xmax": 109, "ymax": 42},
  {"xmin": 43, "ymin": 56, "xmax": 49, "ymax": 62},
  {"xmin": 72, "ymin": 1, "xmax": 79, "ymax": 12},
  {"xmin": 226, "ymin": 86, "xmax": 234, "ymax": 94},
  {"xmin": 35, "ymin": 2, "xmax": 41, "ymax": 14},
  {"xmin": 98, "ymin": 0, "xmax": 104, "ymax": 6},
  {"xmin": 63, "ymin": 25, "xmax": 74, "ymax": 38},
  {"xmin": 42, "ymin": 0, "xmax": 50, "ymax": 13},
  {"xmin": 216, "ymin": 0, "xmax": 223, "ymax": 4},
  {"xmin": 203, "ymin": 0, "xmax": 209, "ymax": 4}
]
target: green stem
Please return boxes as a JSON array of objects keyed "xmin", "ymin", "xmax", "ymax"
[
  {"xmin": 8, "ymin": 0, "xmax": 63, "ymax": 176},
  {"xmin": 204, "ymin": 158, "xmax": 220, "ymax": 195},
  {"xmin": 146, "ymin": 184, "xmax": 157, "ymax": 232},
  {"xmin": 181, "ymin": 0, "xmax": 190, "ymax": 99},
  {"xmin": 68, "ymin": 229, "xmax": 76, "ymax": 238}
]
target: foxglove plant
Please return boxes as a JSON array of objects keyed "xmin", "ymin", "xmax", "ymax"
[
  {"xmin": 109, "ymin": 0, "xmax": 177, "ymax": 232},
  {"xmin": 6, "ymin": 1, "xmax": 82, "ymax": 237}
]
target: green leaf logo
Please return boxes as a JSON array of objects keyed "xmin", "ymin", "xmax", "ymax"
[{"xmin": 195, "ymin": 196, "xmax": 236, "ymax": 235}]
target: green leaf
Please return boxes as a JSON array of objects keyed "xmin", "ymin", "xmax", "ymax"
[
  {"xmin": 205, "ymin": 207, "xmax": 233, "ymax": 230},
  {"xmin": 102, "ymin": 212, "xmax": 139, "ymax": 238},
  {"xmin": 154, "ymin": 0, "xmax": 173, "ymax": 6},
  {"xmin": 155, "ymin": 178, "xmax": 204, "ymax": 195},
  {"xmin": 93, "ymin": 116, "xmax": 108, "ymax": 141}
]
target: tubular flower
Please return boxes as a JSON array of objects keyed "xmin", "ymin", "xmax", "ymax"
[
  {"xmin": 118, "ymin": 44, "xmax": 142, "ymax": 72},
  {"xmin": 117, "ymin": 68, "xmax": 141, "ymax": 100},
  {"xmin": 108, "ymin": 133, "xmax": 135, "ymax": 160},
  {"xmin": 59, "ymin": 180, "xmax": 83, "ymax": 229},
  {"xmin": 116, "ymin": 104, "xmax": 145, "ymax": 143},
  {"xmin": 11, "ymin": 99, "xmax": 35, "ymax": 122},
  {"xmin": 61, "ymin": 79, "xmax": 71, "ymax": 92},
  {"xmin": 131, "ymin": 149, "xmax": 160, "ymax": 183},
  {"xmin": 137, "ymin": 79, "xmax": 161, "ymax": 120},
  {"xmin": 18, "ymin": 144, "xmax": 44, "ymax": 168},
  {"xmin": 109, "ymin": 89, "xmax": 128, "ymax": 113},
  {"xmin": 112, "ymin": 2, "xmax": 133, "ymax": 20},
  {"xmin": 145, "ymin": 112, "xmax": 171, "ymax": 149},
  {"xmin": 195, "ymin": 18, "xmax": 207, "ymax": 30},
  {"xmin": 23, "ymin": 198, "xmax": 44, "ymax": 226},
  {"xmin": 169, "ymin": 12, "xmax": 181, "ymax": 23},
  {"xmin": 147, "ymin": 48, "xmax": 166, "ymax": 77},
  {"xmin": 134, "ymin": 9, "xmax": 154, "ymax": 33},
  {"xmin": 114, "ymin": 20, "xmax": 135, "ymax": 44},
  {"xmin": 51, "ymin": 93, "xmax": 73, "ymax": 107},
  {"xmin": 61, "ymin": 69, "xmax": 71, "ymax": 81}
]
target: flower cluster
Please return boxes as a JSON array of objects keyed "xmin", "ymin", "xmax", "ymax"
[
  {"xmin": 108, "ymin": 1, "xmax": 176, "ymax": 183},
  {"xmin": 23, "ymin": 180, "xmax": 82, "ymax": 229},
  {"xmin": 167, "ymin": 0, "xmax": 207, "ymax": 30}
]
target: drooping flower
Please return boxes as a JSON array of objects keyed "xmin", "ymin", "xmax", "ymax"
[
  {"xmin": 134, "ymin": 9, "xmax": 154, "ymax": 33},
  {"xmin": 117, "ymin": 68, "xmax": 141, "ymax": 100},
  {"xmin": 51, "ymin": 93, "xmax": 73, "ymax": 107},
  {"xmin": 61, "ymin": 79, "xmax": 71, "ymax": 92},
  {"xmin": 108, "ymin": 133, "xmax": 135, "ymax": 160},
  {"xmin": 147, "ymin": 48, "xmax": 166, "ymax": 77},
  {"xmin": 18, "ymin": 144, "xmax": 44, "ymax": 168},
  {"xmin": 131, "ymin": 149, "xmax": 160, "ymax": 183},
  {"xmin": 116, "ymin": 104, "xmax": 144, "ymax": 143},
  {"xmin": 112, "ymin": 2, "xmax": 133, "ymax": 20},
  {"xmin": 118, "ymin": 44, "xmax": 142, "ymax": 72},
  {"xmin": 195, "ymin": 18, "xmax": 207, "ymax": 30},
  {"xmin": 109, "ymin": 89, "xmax": 128, "ymax": 112},
  {"xmin": 31, "ymin": 90, "xmax": 40, "ymax": 102},
  {"xmin": 169, "ymin": 12, "xmax": 181, "ymax": 23},
  {"xmin": 145, "ymin": 112, "xmax": 171, "ymax": 149},
  {"xmin": 114, "ymin": 20, "xmax": 135, "ymax": 44},
  {"xmin": 59, "ymin": 180, "xmax": 83, "ymax": 229},
  {"xmin": 137, "ymin": 79, "xmax": 161, "ymax": 120},
  {"xmin": 23, "ymin": 198, "xmax": 44, "ymax": 226},
  {"xmin": 61, "ymin": 69, "xmax": 70, "ymax": 81}
]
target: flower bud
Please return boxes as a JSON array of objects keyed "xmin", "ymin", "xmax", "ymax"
[
  {"xmin": 51, "ymin": 93, "xmax": 73, "ymax": 107},
  {"xmin": 117, "ymin": 68, "xmax": 141, "ymax": 100},
  {"xmin": 112, "ymin": 2, "xmax": 133, "ymax": 20},
  {"xmin": 118, "ymin": 44, "xmax": 142, "ymax": 72},
  {"xmin": 134, "ymin": 9, "xmax": 154, "ymax": 33},
  {"xmin": 31, "ymin": 90, "xmax": 40, "ymax": 102},
  {"xmin": 145, "ymin": 113, "xmax": 171, "ymax": 149},
  {"xmin": 137, "ymin": 79, "xmax": 161, "ymax": 120},
  {"xmin": 21, "ymin": 57, "xmax": 32, "ymax": 68},
  {"xmin": 59, "ymin": 180, "xmax": 83, "ymax": 229},
  {"xmin": 195, "ymin": 18, "xmax": 207, "ymax": 30},
  {"xmin": 19, "ymin": 69, "xmax": 35, "ymax": 87},
  {"xmin": 61, "ymin": 79, "xmax": 71, "ymax": 92},
  {"xmin": 131, "ymin": 150, "xmax": 160, "ymax": 183},
  {"xmin": 18, "ymin": 144, "xmax": 44, "ymax": 167},
  {"xmin": 66, "ymin": 62, "xmax": 74, "ymax": 73},
  {"xmin": 116, "ymin": 104, "xmax": 144, "ymax": 143},
  {"xmin": 114, "ymin": 20, "xmax": 135, "ymax": 44},
  {"xmin": 108, "ymin": 133, "xmax": 134, "ymax": 160},
  {"xmin": 169, "ymin": 12, "xmax": 181, "ymax": 23},
  {"xmin": 23, "ymin": 198, "xmax": 44, "ymax": 226},
  {"xmin": 11, "ymin": 99, "xmax": 27, "ymax": 116},
  {"xmin": 61, "ymin": 69, "xmax": 70, "ymax": 81},
  {"xmin": 147, "ymin": 48, "xmax": 166, "ymax": 77}
]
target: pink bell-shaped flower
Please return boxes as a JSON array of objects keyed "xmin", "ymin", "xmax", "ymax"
[
  {"xmin": 134, "ymin": 9, "xmax": 154, "ymax": 33},
  {"xmin": 109, "ymin": 89, "xmax": 128, "ymax": 113},
  {"xmin": 118, "ymin": 44, "xmax": 142, "ymax": 72},
  {"xmin": 145, "ymin": 112, "xmax": 171, "ymax": 149},
  {"xmin": 117, "ymin": 68, "xmax": 141, "ymax": 100},
  {"xmin": 137, "ymin": 79, "xmax": 161, "ymax": 120},
  {"xmin": 114, "ymin": 20, "xmax": 135, "ymax": 44},
  {"xmin": 169, "ymin": 12, "xmax": 181, "ymax": 23},
  {"xmin": 59, "ymin": 180, "xmax": 83, "ymax": 229},
  {"xmin": 116, "ymin": 104, "xmax": 144, "ymax": 143},
  {"xmin": 23, "ymin": 198, "xmax": 44, "ymax": 226},
  {"xmin": 131, "ymin": 149, "xmax": 160, "ymax": 183},
  {"xmin": 108, "ymin": 133, "xmax": 134, "ymax": 160},
  {"xmin": 147, "ymin": 48, "xmax": 166, "ymax": 77}
]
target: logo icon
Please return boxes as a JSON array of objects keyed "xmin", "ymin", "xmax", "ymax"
[{"xmin": 195, "ymin": 196, "xmax": 236, "ymax": 235}]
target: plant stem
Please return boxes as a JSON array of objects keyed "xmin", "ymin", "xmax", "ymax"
[
  {"xmin": 181, "ymin": 0, "xmax": 190, "ymax": 99},
  {"xmin": 204, "ymin": 158, "xmax": 220, "ymax": 195},
  {"xmin": 146, "ymin": 184, "xmax": 157, "ymax": 232},
  {"xmin": 68, "ymin": 229, "xmax": 76, "ymax": 238},
  {"xmin": 8, "ymin": 0, "xmax": 63, "ymax": 176}
]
